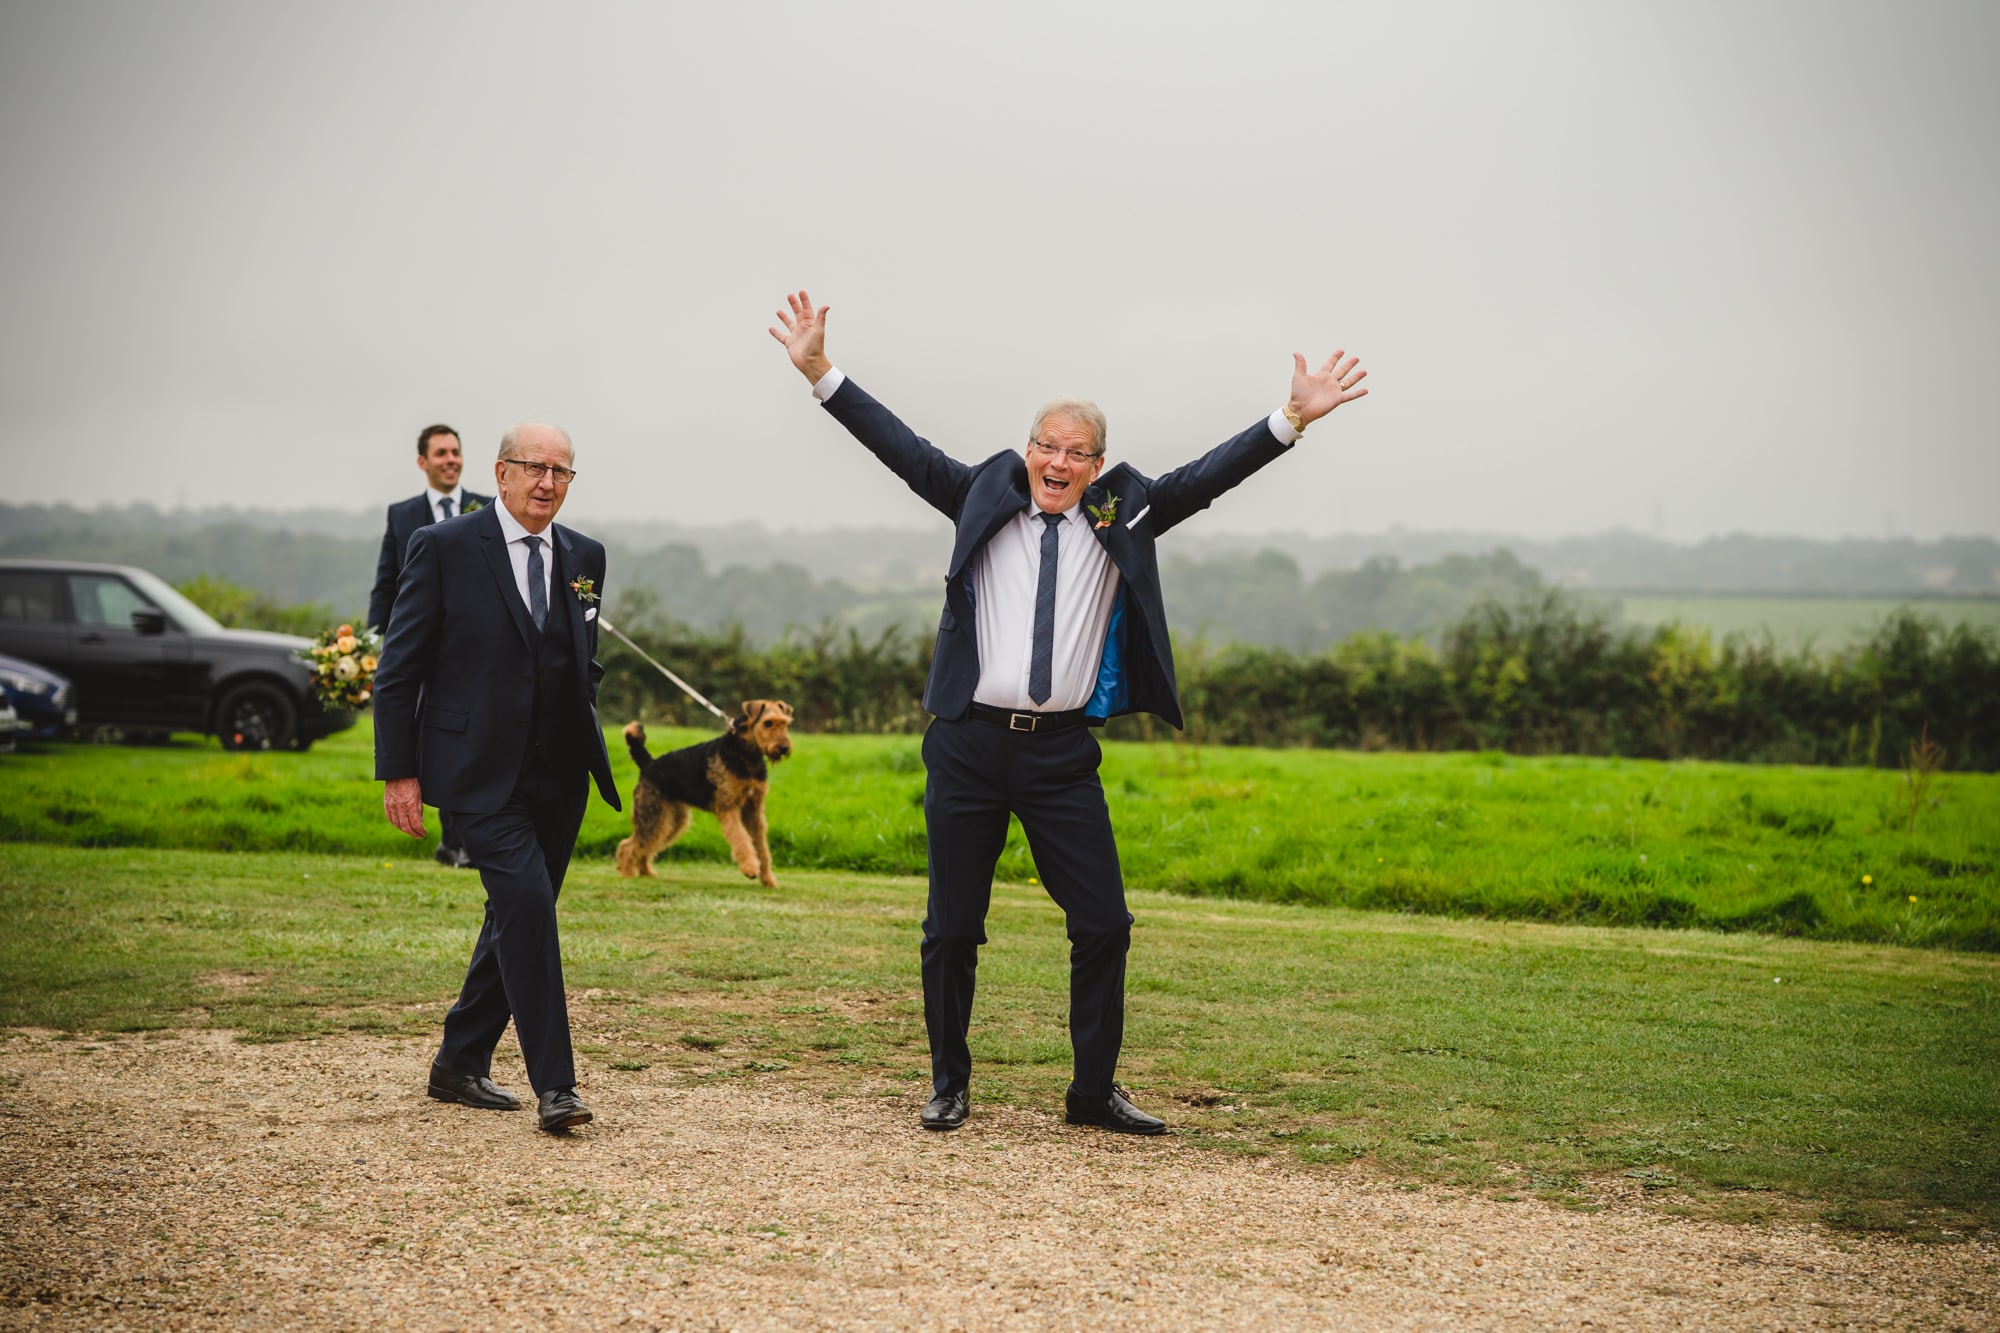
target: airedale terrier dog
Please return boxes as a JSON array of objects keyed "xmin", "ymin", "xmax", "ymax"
[{"xmin": 616, "ymin": 700, "xmax": 795, "ymax": 887}]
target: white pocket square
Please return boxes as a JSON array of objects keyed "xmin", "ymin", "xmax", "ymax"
[
  {"xmin": 584, "ymin": 607, "xmax": 598, "ymax": 623},
  {"xmin": 1125, "ymin": 504, "xmax": 1152, "ymax": 531}
]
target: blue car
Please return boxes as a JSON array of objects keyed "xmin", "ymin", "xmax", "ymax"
[{"xmin": 0, "ymin": 652, "xmax": 76, "ymax": 741}]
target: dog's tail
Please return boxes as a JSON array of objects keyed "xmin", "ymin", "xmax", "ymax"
[{"xmin": 622, "ymin": 721, "xmax": 653, "ymax": 770}]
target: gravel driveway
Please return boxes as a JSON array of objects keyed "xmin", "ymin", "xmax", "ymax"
[{"xmin": 2, "ymin": 1028, "xmax": 1992, "ymax": 1331}]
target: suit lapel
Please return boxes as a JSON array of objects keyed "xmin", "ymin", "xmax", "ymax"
[
  {"xmin": 947, "ymin": 458, "xmax": 1032, "ymax": 579},
  {"xmin": 1085, "ymin": 471, "xmax": 1141, "ymax": 582},
  {"xmin": 475, "ymin": 507, "xmax": 535, "ymax": 649},
  {"xmin": 553, "ymin": 525, "xmax": 589, "ymax": 669}
]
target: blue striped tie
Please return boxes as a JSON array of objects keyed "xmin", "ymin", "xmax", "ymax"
[
  {"xmin": 1028, "ymin": 512, "xmax": 1064, "ymax": 705},
  {"xmin": 525, "ymin": 535, "xmax": 548, "ymax": 631}
]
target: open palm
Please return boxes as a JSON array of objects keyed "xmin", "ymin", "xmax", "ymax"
[
  {"xmin": 768, "ymin": 290, "xmax": 832, "ymax": 383},
  {"xmin": 1289, "ymin": 351, "xmax": 1369, "ymax": 427}
]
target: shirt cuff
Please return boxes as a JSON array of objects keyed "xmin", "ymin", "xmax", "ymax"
[
  {"xmin": 1266, "ymin": 408, "xmax": 1300, "ymax": 445},
  {"xmin": 811, "ymin": 367, "xmax": 847, "ymax": 402}
]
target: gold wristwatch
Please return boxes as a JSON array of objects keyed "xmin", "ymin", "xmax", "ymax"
[{"xmin": 1282, "ymin": 405, "xmax": 1307, "ymax": 436}]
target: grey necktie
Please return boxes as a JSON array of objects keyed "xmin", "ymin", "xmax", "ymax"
[
  {"xmin": 438, "ymin": 496, "xmax": 453, "ymax": 521},
  {"xmin": 1028, "ymin": 511, "xmax": 1064, "ymax": 705},
  {"xmin": 524, "ymin": 535, "xmax": 547, "ymax": 631}
]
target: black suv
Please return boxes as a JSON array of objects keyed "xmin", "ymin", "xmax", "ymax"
[{"xmin": 0, "ymin": 560, "xmax": 356, "ymax": 750}]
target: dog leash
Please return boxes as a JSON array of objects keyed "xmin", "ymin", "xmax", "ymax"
[{"xmin": 596, "ymin": 618, "xmax": 730, "ymax": 722}]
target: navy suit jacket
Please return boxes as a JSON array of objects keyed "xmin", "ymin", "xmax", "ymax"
[
  {"xmin": 368, "ymin": 489, "xmax": 494, "ymax": 632},
  {"xmin": 371, "ymin": 504, "xmax": 620, "ymax": 814},
  {"xmin": 821, "ymin": 378, "xmax": 1295, "ymax": 730}
]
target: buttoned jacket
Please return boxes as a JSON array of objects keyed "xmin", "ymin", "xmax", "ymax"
[{"xmin": 372, "ymin": 503, "xmax": 619, "ymax": 813}]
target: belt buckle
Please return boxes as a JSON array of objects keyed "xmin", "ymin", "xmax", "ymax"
[{"xmin": 1009, "ymin": 712, "xmax": 1037, "ymax": 732}]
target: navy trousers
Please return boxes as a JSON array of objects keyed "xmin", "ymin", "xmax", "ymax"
[
  {"xmin": 920, "ymin": 716, "xmax": 1133, "ymax": 1101},
  {"xmin": 434, "ymin": 754, "xmax": 589, "ymax": 1095}
]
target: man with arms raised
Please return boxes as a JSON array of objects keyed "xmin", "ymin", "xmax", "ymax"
[
  {"xmin": 373, "ymin": 424, "xmax": 619, "ymax": 1133},
  {"xmin": 769, "ymin": 291, "xmax": 1367, "ymax": 1134},
  {"xmin": 369, "ymin": 423, "xmax": 495, "ymax": 869}
]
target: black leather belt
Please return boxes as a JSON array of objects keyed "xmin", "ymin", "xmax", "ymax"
[{"xmin": 964, "ymin": 703, "xmax": 1092, "ymax": 733}]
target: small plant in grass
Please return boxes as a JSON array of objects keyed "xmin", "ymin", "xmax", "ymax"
[{"xmin": 1898, "ymin": 724, "xmax": 1948, "ymax": 834}]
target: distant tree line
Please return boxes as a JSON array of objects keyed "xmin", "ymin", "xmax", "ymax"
[
  {"xmin": 596, "ymin": 589, "xmax": 934, "ymax": 734},
  {"xmin": 173, "ymin": 574, "xmax": 332, "ymax": 639},
  {"xmin": 173, "ymin": 569, "xmax": 2000, "ymax": 770},
  {"xmin": 1160, "ymin": 548, "xmax": 1550, "ymax": 651},
  {"xmin": 597, "ymin": 591, "xmax": 2000, "ymax": 772},
  {"xmin": 9, "ymin": 501, "xmax": 1999, "ymax": 641},
  {"xmin": 1160, "ymin": 596, "xmax": 1999, "ymax": 770}
]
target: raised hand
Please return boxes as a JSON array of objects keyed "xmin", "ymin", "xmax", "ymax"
[
  {"xmin": 768, "ymin": 290, "xmax": 833, "ymax": 385},
  {"xmin": 1287, "ymin": 350, "xmax": 1369, "ymax": 428}
]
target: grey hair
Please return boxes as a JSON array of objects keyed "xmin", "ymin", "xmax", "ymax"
[
  {"xmin": 497, "ymin": 422, "xmax": 575, "ymax": 464},
  {"xmin": 1029, "ymin": 396, "xmax": 1107, "ymax": 456}
]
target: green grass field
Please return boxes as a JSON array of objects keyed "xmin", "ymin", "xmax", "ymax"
[
  {"xmin": 4, "ymin": 723, "xmax": 1995, "ymax": 1232},
  {"xmin": 1, "ymin": 844, "xmax": 1992, "ymax": 1235},
  {"xmin": 1615, "ymin": 595, "xmax": 2000, "ymax": 652},
  {"xmin": 2, "ymin": 720, "xmax": 1994, "ymax": 948}
]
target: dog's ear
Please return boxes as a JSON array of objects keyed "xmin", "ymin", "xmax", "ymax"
[
  {"xmin": 740, "ymin": 700, "xmax": 766, "ymax": 729},
  {"xmin": 774, "ymin": 700, "xmax": 794, "ymax": 720}
]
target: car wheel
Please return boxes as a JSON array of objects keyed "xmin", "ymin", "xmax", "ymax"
[{"xmin": 217, "ymin": 682, "xmax": 298, "ymax": 752}]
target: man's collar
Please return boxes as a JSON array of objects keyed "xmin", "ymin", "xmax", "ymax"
[
  {"xmin": 1025, "ymin": 500, "xmax": 1086, "ymax": 525},
  {"xmin": 493, "ymin": 502, "xmax": 551, "ymax": 544},
  {"xmin": 425, "ymin": 483, "xmax": 464, "ymax": 506}
]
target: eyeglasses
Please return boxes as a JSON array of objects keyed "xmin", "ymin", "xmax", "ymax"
[
  {"xmin": 1027, "ymin": 440, "xmax": 1103, "ymax": 466},
  {"xmin": 500, "ymin": 458, "xmax": 577, "ymax": 485}
]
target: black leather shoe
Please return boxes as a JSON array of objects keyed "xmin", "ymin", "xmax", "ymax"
[
  {"xmin": 920, "ymin": 1089, "xmax": 968, "ymax": 1131},
  {"xmin": 1064, "ymin": 1085, "xmax": 1166, "ymax": 1136},
  {"xmin": 426, "ymin": 1062, "xmax": 520, "ymax": 1111},
  {"xmin": 538, "ymin": 1087, "xmax": 593, "ymax": 1133}
]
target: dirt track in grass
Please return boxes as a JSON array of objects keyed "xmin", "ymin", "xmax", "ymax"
[{"xmin": 2, "ymin": 1026, "xmax": 1993, "ymax": 1332}]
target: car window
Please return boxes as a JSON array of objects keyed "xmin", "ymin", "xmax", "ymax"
[
  {"xmin": 0, "ymin": 573, "xmax": 63, "ymax": 622},
  {"xmin": 124, "ymin": 568, "xmax": 224, "ymax": 634},
  {"xmin": 69, "ymin": 575, "xmax": 151, "ymax": 628}
]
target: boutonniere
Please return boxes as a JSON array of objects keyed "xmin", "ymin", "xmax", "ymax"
[
  {"xmin": 1085, "ymin": 493, "xmax": 1120, "ymax": 530},
  {"xmin": 461, "ymin": 499, "xmax": 482, "ymax": 513},
  {"xmin": 570, "ymin": 575, "xmax": 599, "ymax": 604}
]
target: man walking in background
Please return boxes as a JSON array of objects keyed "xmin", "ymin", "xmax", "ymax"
[
  {"xmin": 373, "ymin": 423, "xmax": 620, "ymax": 1134},
  {"xmin": 370, "ymin": 423, "xmax": 493, "ymax": 868},
  {"xmin": 769, "ymin": 290, "xmax": 1368, "ymax": 1136}
]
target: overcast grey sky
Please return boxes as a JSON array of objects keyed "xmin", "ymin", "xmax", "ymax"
[{"xmin": 2, "ymin": 1, "xmax": 1995, "ymax": 541}]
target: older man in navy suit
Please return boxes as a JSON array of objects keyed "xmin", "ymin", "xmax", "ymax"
[
  {"xmin": 373, "ymin": 423, "xmax": 619, "ymax": 1134},
  {"xmin": 770, "ymin": 291, "xmax": 1368, "ymax": 1135},
  {"xmin": 369, "ymin": 423, "xmax": 495, "ymax": 869}
]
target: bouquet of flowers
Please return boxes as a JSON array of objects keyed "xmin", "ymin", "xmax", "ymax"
[{"xmin": 298, "ymin": 623, "xmax": 381, "ymax": 711}]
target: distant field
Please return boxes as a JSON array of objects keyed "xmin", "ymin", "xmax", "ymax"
[
  {"xmin": 2, "ymin": 719, "xmax": 1994, "ymax": 949},
  {"xmin": 1615, "ymin": 595, "xmax": 2000, "ymax": 650}
]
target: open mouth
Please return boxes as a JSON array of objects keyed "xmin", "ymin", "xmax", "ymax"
[{"xmin": 1040, "ymin": 475, "xmax": 1070, "ymax": 499}]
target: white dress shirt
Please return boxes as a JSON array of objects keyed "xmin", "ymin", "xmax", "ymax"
[
  {"xmin": 425, "ymin": 484, "xmax": 467, "ymax": 524},
  {"xmin": 969, "ymin": 502, "xmax": 1122, "ymax": 711},
  {"xmin": 493, "ymin": 501, "xmax": 555, "ymax": 620}
]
